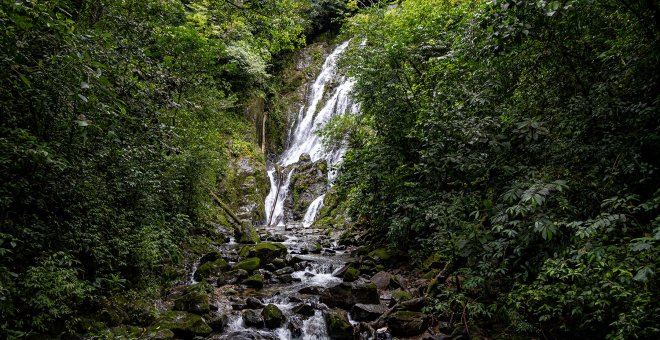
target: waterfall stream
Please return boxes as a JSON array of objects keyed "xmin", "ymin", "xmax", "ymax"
[{"xmin": 265, "ymin": 40, "xmax": 357, "ymax": 227}]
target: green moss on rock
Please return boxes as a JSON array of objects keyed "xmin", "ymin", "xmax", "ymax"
[
  {"xmin": 233, "ymin": 257, "xmax": 261, "ymax": 272},
  {"xmin": 154, "ymin": 311, "xmax": 212, "ymax": 338},
  {"xmin": 194, "ymin": 258, "xmax": 229, "ymax": 281},
  {"xmin": 243, "ymin": 273, "xmax": 264, "ymax": 288},
  {"xmin": 262, "ymin": 304, "xmax": 285, "ymax": 329},
  {"xmin": 324, "ymin": 310, "xmax": 353, "ymax": 339},
  {"xmin": 173, "ymin": 283, "xmax": 210, "ymax": 315}
]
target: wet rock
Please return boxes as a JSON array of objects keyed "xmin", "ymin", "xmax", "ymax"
[
  {"xmin": 233, "ymin": 257, "xmax": 261, "ymax": 272},
  {"xmin": 370, "ymin": 271, "xmax": 402, "ymax": 290},
  {"xmin": 194, "ymin": 258, "xmax": 230, "ymax": 281},
  {"xmin": 245, "ymin": 242, "xmax": 288, "ymax": 264},
  {"xmin": 351, "ymin": 303, "xmax": 387, "ymax": 322},
  {"xmin": 243, "ymin": 273, "xmax": 264, "ymax": 288},
  {"xmin": 144, "ymin": 328, "xmax": 175, "ymax": 339},
  {"xmin": 242, "ymin": 309, "xmax": 264, "ymax": 328},
  {"xmin": 173, "ymin": 283, "xmax": 210, "ymax": 315},
  {"xmin": 154, "ymin": 311, "xmax": 212, "ymax": 339},
  {"xmin": 298, "ymin": 286, "xmax": 326, "ymax": 295},
  {"xmin": 288, "ymin": 315, "xmax": 305, "ymax": 337},
  {"xmin": 321, "ymin": 281, "xmax": 380, "ymax": 309},
  {"xmin": 304, "ymin": 272, "xmax": 315, "ymax": 278},
  {"xmin": 324, "ymin": 309, "xmax": 353, "ymax": 340},
  {"xmin": 287, "ymin": 255, "xmax": 306, "ymax": 265},
  {"xmin": 208, "ymin": 313, "xmax": 228, "ymax": 332},
  {"xmin": 199, "ymin": 251, "xmax": 222, "ymax": 266},
  {"xmin": 272, "ymin": 258, "xmax": 287, "ymax": 269},
  {"xmin": 294, "ymin": 261, "xmax": 309, "ymax": 271},
  {"xmin": 278, "ymin": 274, "xmax": 294, "ymax": 283},
  {"xmin": 399, "ymin": 297, "xmax": 427, "ymax": 312},
  {"xmin": 343, "ymin": 267, "xmax": 360, "ymax": 282},
  {"xmin": 292, "ymin": 303, "xmax": 315, "ymax": 317},
  {"xmin": 246, "ymin": 297, "xmax": 264, "ymax": 309},
  {"xmin": 221, "ymin": 330, "xmax": 277, "ymax": 339},
  {"xmin": 262, "ymin": 304, "xmax": 285, "ymax": 329},
  {"xmin": 275, "ymin": 267, "xmax": 295, "ymax": 275},
  {"xmin": 386, "ymin": 311, "xmax": 430, "ymax": 337},
  {"xmin": 236, "ymin": 223, "xmax": 261, "ymax": 244}
]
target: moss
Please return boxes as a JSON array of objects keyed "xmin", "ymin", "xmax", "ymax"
[
  {"xmin": 194, "ymin": 258, "xmax": 230, "ymax": 281},
  {"xmin": 324, "ymin": 310, "xmax": 353, "ymax": 339},
  {"xmin": 244, "ymin": 242, "xmax": 287, "ymax": 263},
  {"xmin": 154, "ymin": 311, "xmax": 212, "ymax": 338},
  {"xmin": 343, "ymin": 267, "xmax": 360, "ymax": 282},
  {"xmin": 107, "ymin": 325, "xmax": 143, "ymax": 338},
  {"xmin": 242, "ymin": 273, "xmax": 264, "ymax": 288},
  {"xmin": 233, "ymin": 257, "xmax": 261, "ymax": 272},
  {"xmin": 423, "ymin": 269, "xmax": 439, "ymax": 280},
  {"xmin": 392, "ymin": 290, "xmax": 413, "ymax": 301},
  {"xmin": 173, "ymin": 283, "xmax": 210, "ymax": 315},
  {"xmin": 183, "ymin": 236, "xmax": 214, "ymax": 257},
  {"xmin": 262, "ymin": 304, "xmax": 285, "ymax": 329},
  {"xmin": 369, "ymin": 247, "xmax": 393, "ymax": 261}
]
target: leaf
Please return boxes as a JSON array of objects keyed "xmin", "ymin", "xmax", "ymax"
[
  {"xmin": 19, "ymin": 73, "xmax": 31, "ymax": 88},
  {"xmin": 80, "ymin": 82, "xmax": 90, "ymax": 89},
  {"xmin": 633, "ymin": 266, "xmax": 654, "ymax": 282},
  {"xmin": 78, "ymin": 94, "xmax": 88, "ymax": 102}
]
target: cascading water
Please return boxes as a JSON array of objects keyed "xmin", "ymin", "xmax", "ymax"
[
  {"xmin": 175, "ymin": 41, "xmax": 367, "ymax": 340},
  {"xmin": 265, "ymin": 41, "xmax": 357, "ymax": 227}
]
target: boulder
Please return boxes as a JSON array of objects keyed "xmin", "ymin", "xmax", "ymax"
[
  {"xmin": 199, "ymin": 251, "xmax": 222, "ymax": 266},
  {"xmin": 233, "ymin": 257, "xmax": 261, "ymax": 272},
  {"xmin": 370, "ymin": 271, "xmax": 394, "ymax": 290},
  {"xmin": 244, "ymin": 242, "xmax": 288, "ymax": 264},
  {"xmin": 246, "ymin": 297, "xmax": 264, "ymax": 309},
  {"xmin": 262, "ymin": 304, "xmax": 285, "ymax": 329},
  {"xmin": 287, "ymin": 315, "xmax": 305, "ymax": 337},
  {"xmin": 324, "ymin": 309, "xmax": 353, "ymax": 340},
  {"xmin": 173, "ymin": 283, "xmax": 210, "ymax": 315},
  {"xmin": 275, "ymin": 267, "xmax": 295, "ymax": 275},
  {"xmin": 242, "ymin": 309, "xmax": 264, "ymax": 328},
  {"xmin": 399, "ymin": 297, "xmax": 427, "ymax": 312},
  {"xmin": 243, "ymin": 273, "xmax": 264, "ymax": 288},
  {"xmin": 343, "ymin": 267, "xmax": 360, "ymax": 282},
  {"xmin": 154, "ymin": 311, "xmax": 212, "ymax": 339},
  {"xmin": 194, "ymin": 258, "xmax": 230, "ymax": 281},
  {"xmin": 144, "ymin": 328, "xmax": 175, "ymax": 340},
  {"xmin": 207, "ymin": 313, "xmax": 228, "ymax": 332},
  {"xmin": 351, "ymin": 303, "xmax": 387, "ymax": 322},
  {"xmin": 292, "ymin": 303, "xmax": 315, "ymax": 317},
  {"xmin": 298, "ymin": 286, "xmax": 326, "ymax": 295},
  {"xmin": 320, "ymin": 281, "xmax": 380, "ymax": 309},
  {"xmin": 387, "ymin": 311, "xmax": 430, "ymax": 337}
]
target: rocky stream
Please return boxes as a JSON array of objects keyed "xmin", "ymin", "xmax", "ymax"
[{"xmin": 148, "ymin": 42, "xmax": 442, "ymax": 340}]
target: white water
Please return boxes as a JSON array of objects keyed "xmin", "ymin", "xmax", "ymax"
[
  {"xmin": 302, "ymin": 194, "xmax": 325, "ymax": 228},
  {"xmin": 264, "ymin": 41, "xmax": 357, "ymax": 227}
]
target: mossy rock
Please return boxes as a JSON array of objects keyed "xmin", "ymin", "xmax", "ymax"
[
  {"xmin": 233, "ymin": 257, "xmax": 261, "ymax": 272},
  {"xmin": 423, "ymin": 253, "xmax": 446, "ymax": 270},
  {"xmin": 292, "ymin": 304, "xmax": 315, "ymax": 317},
  {"xmin": 194, "ymin": 258, "xmax": 230, "ymax": 281},
  {"xmin": 343, "ymin": 267, "xmax": 360, "ymax": 282},
  {"xmin": 392, "ymin": 290, "xmax": 413, "ymax": 302},
  {"xmin": 243, "ymin": 273, "xmax": 264, "ymax": 288},
  {"xmin": 237, "ymin": 224, "xmax": 261, "ymax": 244},
  {"xmin": 107, "ymin": 325, "xmax": 143, "ymax": 339},
  {"xmin": 368, "ymin": 247, "xmax": 394, "ymax": 262},
  {"xmin": 154, "ymin": 311, "xmax": 212, "ymax": 339},
  {"xmin": 173, "ymin": 283, "xmax": 210, "ymax": 315},
  {"xmin": 143, "ymin": 328, "xmax": 175, "ymax": 340},
  {"xmin": 199, "ymin": 251, "xmax": 222, "ymax": 266},
  {"xmin": 262, "ymin": 304, "xmax": 285, "ymax": 329},
  {"xmin": 324, "ymin": 310, "xmax": 353, "ymax": 340},
  {"xmin": 387, "ymin": 311, "xmax": 430, "ymax": 337},
  {"xmin": 249, "ymin": 242, "xmax": 288, "ymax": 263}
]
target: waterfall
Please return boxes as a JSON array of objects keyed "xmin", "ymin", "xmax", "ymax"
[{"xmin": 265, "ymin": 41, "xmax": 357, "ymax": 227}]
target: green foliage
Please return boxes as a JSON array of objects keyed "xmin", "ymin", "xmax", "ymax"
[
  {"xmin": 0, "ymin": 0, "xmax": 309, "ymax": 336},
  {"xmin": 332, "ymin": 0, "xmax": 660, "ymax": 337}
]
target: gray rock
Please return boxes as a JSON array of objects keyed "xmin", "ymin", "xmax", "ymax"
[
  {"xmin": 351, "ymin": 303, "xmax": 387, "ymax": 321},
  {"xmin": 242, "ymin": 309, "xmax": 264, "ymax": 328}
]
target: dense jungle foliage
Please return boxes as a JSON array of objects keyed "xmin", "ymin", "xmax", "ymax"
[
  {"xmin": 0, "ymin": 0, "xmax": 349, "ymax": 337},
  {"xmin": 328, "ymin": 0, "xmax": 659, "ymax": 338}
]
